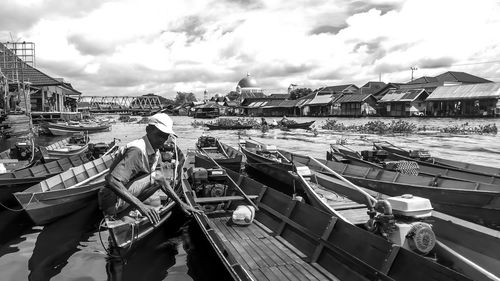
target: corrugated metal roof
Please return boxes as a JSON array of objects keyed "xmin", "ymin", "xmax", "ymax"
[
  {"xmin": 306, "ymin": 93, "xmax": 333, "ymax": 106},
  {"xmin": 277, "ymin": 99, "xmax": 299, "ymax": 108},
  {"xmin": 379, "ymin": 89, "xmax": 427, "ymax": 103},
  {"xmin": 427, "ymin": 83, "xmax": 500, "ymax": 100},
  {"xmin": 262, "ymin": 99, "xmax": 284, "ymax": 108},
  {"xmin": 336, "ymin": 93, "xmax": 372, "ymax": 103}
]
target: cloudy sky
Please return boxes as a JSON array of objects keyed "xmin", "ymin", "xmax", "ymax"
[{"xmin": 1, "ymin": 0, "xmax": 500, "ymax": 99}]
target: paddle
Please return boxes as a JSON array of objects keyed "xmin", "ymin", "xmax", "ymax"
[{"xmin": 199, "ymin": 148, "xmax": 259, "ymax": 211}]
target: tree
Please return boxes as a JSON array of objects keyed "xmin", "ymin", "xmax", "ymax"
[
  {"xmin": 289, "ymin": 88, "xmax": 312, "ymax": 100},
  {"xmin": 225, "ymin": 91, "xmax": 240, "ymax": 101},
  {"xmin": 174, "ymin": 92, "xmax": 197, "ymax": 106}
]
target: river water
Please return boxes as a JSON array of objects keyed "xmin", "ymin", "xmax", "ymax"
[{"xmin": 0, "ymin": 115, "xmax": 499, "ymax": 281}]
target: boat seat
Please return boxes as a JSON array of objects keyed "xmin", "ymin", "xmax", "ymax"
[{"xmin": 194, "ymin": 195, "xmax": 259, "ymax": 204}]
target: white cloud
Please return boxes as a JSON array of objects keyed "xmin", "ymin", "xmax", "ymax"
[{"xmin": 1, "ymin": 0, "xmax": 499, "ymax": 97}]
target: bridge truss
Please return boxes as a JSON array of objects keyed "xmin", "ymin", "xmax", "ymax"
[{"xmin": 78, "ymin": 96, "xmax": 164, "ymax": 113}]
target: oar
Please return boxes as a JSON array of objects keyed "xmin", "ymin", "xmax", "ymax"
[
  {"xmin": 307, "ymin": 156, "xmax": 377, "ymax": 209},
  {"xmin": 199, "ymin": 149, "xmax": 259, "ymax": 210},
  {"xmin": 68, "ymin": 168, "xmax": 109, "ymax": 189},
  {"xmin": 217, "ymin": 140, "xmax": 230, "ymax": 158}
]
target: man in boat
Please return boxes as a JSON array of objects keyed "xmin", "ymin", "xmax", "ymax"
[
  {"xmin": 260, "ymin": 117, "xmax": 268, "ymax": 126},
  {"xmin": 99, "ymin": 113, "xmax": 199, "ymax": 225},
  {"xmin": 280, "ymin": 115, "xmax": 289, "ymax": 126}
]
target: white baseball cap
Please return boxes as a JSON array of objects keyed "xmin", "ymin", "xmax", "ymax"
[{"xmin": 148, "ymin": 113, "xmax": 177, "ymax": 137}]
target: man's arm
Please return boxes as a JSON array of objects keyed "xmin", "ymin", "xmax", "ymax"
[
  {"xmin": 106, "ymin": 147, "xmax": 161, "ymax": 224},
  {"xmin": 154, "ymin": 170, "xmax": 202, "ymax": 215},
  {"xmin": 107, "ymin": 175, "xmax": 161, "ymax": 224}
]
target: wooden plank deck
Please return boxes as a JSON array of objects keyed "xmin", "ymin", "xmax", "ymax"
[{"xmin": 210, "ymin": 216, "xmax": 338, "ymax": 281}]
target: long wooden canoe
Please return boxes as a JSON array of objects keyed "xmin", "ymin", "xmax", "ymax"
[
  {"xmin": 283, "ymin": 150, "xmax": 500, "ymax": 230},
  {"xmin": 206, "ymin": 124, "xmax": 253, "ymax": 130},
  {"xmin": 363, "ymin": 143, "xmax": 500, "ymax": 185},
  {"xmin": 282, "ymin": 120, "xmax": 315, "ymax": 129},
  {"xmin": 291, "ymin": 161, "xmax": 499, "ymax": 281},
  {"xmin": 184, "ymin": 150, "xmax": 472, "ymax": 281},
  {"xmin": 14, "ymin": 147, "xmax": 119, "ymax": 225},
  {"xmin": 0, "ymin": 139, "xmax": 119, "ymax": 203},
  {"xmin": 375, "ymin": 141, "xmax": 500, "ymax": 176},
  {"xmin": 40, "ymin": 135, "xmax": 90, "ymax": 161},
  {"xmin": 195, "ymin": 136, "xmax": 242, "ymax": 172},
  {"xmin": 47, "ymin": 122, "xmax": 111, "ymax": 136},
  {"xmin": 105, "ymin": 145, "xmax": 185, "ymax": 250},
  {"xmin": 239, "ymin": 139, "xmax": 296, "ymax": 188}
]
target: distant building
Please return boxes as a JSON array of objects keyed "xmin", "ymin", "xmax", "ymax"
[
  {"xmin": 400, "ymin": 71, "xmax": 492, "ymax": 93},
  {"xmin": 379, "ymin": 89, "xmax": 429, "ymax": 117},
  {"xmin": 426, "ymin": 83, "xmax": 500, "ymax": 117},
  {"xmin": 0, "ymin": 42, "xmax": 81, "ymax": 114},
  {"xmin": 236, "ymin": 73, "xmax": 265, "ymax": 101},
  {"xmin": 335, "ymin": 93, "xmax": 377, "ymax": 116}
]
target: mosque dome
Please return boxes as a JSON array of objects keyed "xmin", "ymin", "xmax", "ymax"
[{"xmin": 237, "ymin": 73, "xmax": 258, "ymax": 88}]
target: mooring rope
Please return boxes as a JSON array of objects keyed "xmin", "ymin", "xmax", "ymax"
[{"xmin": 0, "ymin": 193, "xmax": 36, "ymax": 212}]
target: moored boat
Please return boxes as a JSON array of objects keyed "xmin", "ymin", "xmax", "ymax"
[
  {"xmin": 374, "ymin": 141, "xmax": 500, "ymax": 177},
  {"xmin": 285, "ymin": 149, "xmax": 500, "ymax": 230},
  {"xmin": 40, "ymin": 134, "xmax": 90, "ymax": 161},
  {"xmin": 0, "ymin": 138, "xmax": 40, "ymax": 172},
  {"xmin": 239, "ymin": 138, "xmax": 295, "ymax": 188},
  {"xmin": 195, "ymin": 135, "xmax": 243, "ymax": 172},
  {"xmin": 182, "ymin": 150, "xmax": 473, "ymax": 281},
  {"xmin": 0, "ymin": 139, "xmax": 119, "ymax": 203},
  {"xmin": 47, "ymin": 121, "xmax": 111, "ymax": 136},
  {"xmin": 360, "ymin": 143, "xmax": 500, "ymax": 185},
  {"xmin": 14, "ymin": 146, "xmax": 119, "ymax": 225},
  {"xmin": 281, "ymin": 120, "xmax": 315, "ymax": 129},
  {"xmin": 289, "ymin": 158, "xmax": 499, "ymax": 280},
  {"xmin": 206, "ymin": 124, "xmax": 253, "ymax": 130}
]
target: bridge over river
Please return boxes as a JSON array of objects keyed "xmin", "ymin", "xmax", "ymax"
[{"xmin": 77, "ymin": 95, "xmax": 165, "ymax": 114}]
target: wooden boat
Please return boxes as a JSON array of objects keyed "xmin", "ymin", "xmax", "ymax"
[
  {"xmin": 195, "ymin": 135, "xmax": 243, "ymax": 172},
  {"xmin": 284, "ymin": 149, "xmax": 500, "ymax": 230},
  {"xmin": 40, "ymin": 134, "xmax": 90, "ymax": 161},
  {"xmin": 14, "ymin": 146, "xmax": 119, "ymax": 225},
  {"xmin": 290, "ymin": 158, "xmax": 499, "ymax": 281},
  {"xmin": 360, "ymin": 143, "xmax": 500, "ymax": 185},
  {"xmin": 181, "ymin": 150, "xmax": 473, "ymax": 281},
  {"xmin": 281, "ymin": 120, "xmax": 315, "ymax": 129},
  {"xmin": 47, "ymin": 121, "xmax": 112, "ymax": 136},
  {"xmin": 0, "ymin": 139, "xmax": 119, "ymax": 203},
  {"xmin": 105, "ymin": 145, "xmax": 184, "ymax": 249},
  {"xmin": 206, "ymin": 124, "xmax": 253, "ymax": 130},
  {"xmin": 374, "ymin": 141, "xmax": 500, "ymax": 177},
  {"xmin": 239, "ymin": 138, "xmax": 295, "ymax": 188}
]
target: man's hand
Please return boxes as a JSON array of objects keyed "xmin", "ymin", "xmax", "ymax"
[
  {"xmin": 181, "ymin": 203, "xmax": 203, "ymax": 216},
  {"xmin": 139, "ymin": 203, "xmax": 160, "ymax": 225}
]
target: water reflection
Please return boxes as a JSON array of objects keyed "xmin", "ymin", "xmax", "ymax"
[{"xmin": 29, "ymin": 201, "xmax": 100, "ymax": 281}]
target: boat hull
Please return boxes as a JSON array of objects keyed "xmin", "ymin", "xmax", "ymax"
[
  {"xmin": 286, "ymin": 151, "xmax": 500, "ymax": 230},
  {"xmin": 240, "ymin": 146, "xmax": 295, "ymax": 187},
  {"xmin": 47, "ymin": 123, "xmax": 111, "ymax": 135}
]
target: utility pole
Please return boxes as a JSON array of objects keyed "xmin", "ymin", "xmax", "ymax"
[{"xmin": 410, "ymin": 66, "xmax": 418, "ymax": 82}]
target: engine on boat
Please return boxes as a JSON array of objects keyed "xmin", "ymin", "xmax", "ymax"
[
  {"xmin": 160, "ymin": 142, "xmax": 177, "ymax": 161},
  {"xmin": 88, "ymin": 142, "xmax": 110, "ymax": 159},
  {"xmin": 68, "ymin": 134, "xmax": 88, "ymax": 145},
  {"xmin": 360, "ymin": 149, "xmax": 389, "ymax": 163},
  {"xmin": 197, "ymin": 136, "xmax": 217, "ymax": 148},
  {"xmin": 366, "ymin": 194, "xmax": 436, "ymax": 255},
  {"xmin": 10, "ymin": 141, "xmax": 33, "ymax": 161},
  {"xmin": 408, "ymin": 149, "xmax": 431, "ymax": 160},
  {"xmin": 190, "ymin": 168, "xmax": 230, "ymax": 211}
]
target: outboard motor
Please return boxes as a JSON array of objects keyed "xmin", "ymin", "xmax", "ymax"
[
  {"xmin": 366, "ymin": 194, "xmax": 436, "ymax": 255},
  {"xmin": 408, "ymin": 149, "xmax": 431, "ymax": 160},
  {"xmin": 360, "ymin": 149, "xmax": 388, "ymax": 163},
  {"xmin": 11, "ymin": 141, "xmax": 33, "ymax": 161},
  {"xmin": 69, "ymin": 134, "xmax": 88, "ymax": 145},
  {"xmin": 190, "ymin": 168, "xmax": 229, "ymax": 212},
  {"xmin": 88, "ymin": 142, "xmax": 110, "ymax": 159},
  {"xmin": 197, "ymin": 136, "xmax": 217, "ymax": 148}
]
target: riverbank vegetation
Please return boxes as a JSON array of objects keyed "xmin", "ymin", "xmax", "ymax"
[{"xmin": 322, "ymin": 119, "xmax": 497, "ymax": 135}]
